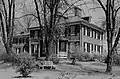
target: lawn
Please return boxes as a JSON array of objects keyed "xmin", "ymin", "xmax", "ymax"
[{"xmin": 0, "ymin": 61, "xmax": 120, "ymax": 79}]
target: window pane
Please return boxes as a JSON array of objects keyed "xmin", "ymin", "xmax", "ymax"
[
  {"xmin": 59, "ymin": 41, "xmax": 66, "ymax": 52},
  {"xmin": 87, "ymin": 27, "xmax": 90, "ymax": 36},
  {"xmin": 70, "ymin": 26, "xmax": 75, "ymax": 35},
  {"xmin": 87, "ymin": 43, "xmax": 90, "ymax": 53}
]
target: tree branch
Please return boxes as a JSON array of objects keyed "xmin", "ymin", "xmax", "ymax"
[
  {"xmin": 112, "ymin": 28, "xmax": 120, "ymax": 51},
  {"xmin": 115, "ymin": 6, "xmax": 120, "ymax": 18},
  {"xmin": 55, "ymin": 0, "xmax": 81, "ymax": 25},
  {"xmin": 34, "ymin": 0, "xmax": 42, "ymax": 28},
  {"xmin": 14, "ymin": 14, "xmax": 38, "ymax": 19},
  {"xmin": 97, "ymin": 0, "xmax": 106, "ymax": 13}
]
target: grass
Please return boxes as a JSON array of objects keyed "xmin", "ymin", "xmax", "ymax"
[{"xmin": 91, "ymin": 62, "xmax": 106, "ymax": 66}]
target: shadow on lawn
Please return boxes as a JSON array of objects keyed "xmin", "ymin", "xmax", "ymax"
[
  {"xmin": 0, "ymin": 61, "xmax": 13, "ymax": 69},
  {"xmin": 13, "ymin": 76, "xmax": 33, "ymax": 78}
]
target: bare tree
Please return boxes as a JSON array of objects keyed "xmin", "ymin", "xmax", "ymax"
[
  {"xmin": 0, "ymin": 0, "xmax": 15, "ymax": 54},
  {"xmin": 92, "ymin": 0, "xmax": 120, "ymax": 72},
  {"xmin": 33, "ymin": 0, "xmax": 82, "ymax": 60}
]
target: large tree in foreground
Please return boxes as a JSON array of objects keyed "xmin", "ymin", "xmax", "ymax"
[
  {"xmin": 33, "ymin": 0, "xmax": 81, "ymax": 60},
  {"xmin": 0, "ymin": 0, "xmax": 15, "ymax": 54},
  {"xmin": 92, "ymin": 0, "xmax": 120, "ymax": 72}
]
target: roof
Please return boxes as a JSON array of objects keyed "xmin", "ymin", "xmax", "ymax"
[
  {"xmin": 28, "ymin": 25, "xmax": 40, "ymax": 30},
  {"xmin": 58, "ymin": 16, "xmax": 105, "ymax": 32},
  {"xmin": 28, "ymin": 16, "xmax": 105, "ymax": 33},
  {"xmin": 13, "ymin": 33, "xmax": 30, "ymax": 38}
]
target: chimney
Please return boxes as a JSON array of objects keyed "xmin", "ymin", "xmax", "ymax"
[{"xmin": 74, "ymin": 6, "xmax": 82, "ymax": 17}]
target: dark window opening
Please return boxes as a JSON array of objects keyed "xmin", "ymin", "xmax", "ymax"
[{"xmin": 59, "ymin": 40, "xmax": 67, "ymax": 52}]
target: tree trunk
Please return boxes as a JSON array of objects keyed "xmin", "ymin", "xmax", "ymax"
[
  {"xmin": 45, "ymin": 36, "xmax": 49, "ymax": 61},
  {"xmin": 106, "ymin": 35, "xmax": 113, "ymax": 72},
  {"xmin": 4, "ymin": 42, "xmax": 13, "ymax": 54}
]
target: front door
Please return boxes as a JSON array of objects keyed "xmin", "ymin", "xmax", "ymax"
[
  {"xmin": 31, "ymin": 44, "xmax": 39, "ymax": 58},
  {"xmin": 58, "ymin": 40, "xmax": 68, "ymax": 58}
]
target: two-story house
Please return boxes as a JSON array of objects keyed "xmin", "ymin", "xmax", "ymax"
[{"xmin": 12, "ymin": 6, "xmax": 106, "ymax": 59}]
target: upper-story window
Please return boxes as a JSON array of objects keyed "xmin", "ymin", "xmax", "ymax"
[
  {"xmin": 70, "ymin": 25, "xmax": 75, "ymax": 35},
  {"xmin": 100, "ymin": 33, "xmax": 103, "ymax": 40},
  {"xmin": 94, "ymin": 30, "xmax": 97, "ymax": 39},
  {"xmin": 13, "ymin": 38, "xmax": 18, "ymax": 44},
  {"xmin": 69, "ymin": 25, "xmax": 80, "ymax": 36},
  {"xmin": 97, "ymin": 32, "xmax": 100, "ymax": 40},
  {"xmin": 87, "ymin": 27, "xmax": 90, "ymax": 36},
  {"xmin": 34, "ymin": 31, "xmax": 38, "ymax": 39},
  {"xmin": 83, "ymin": 25, "xmax": 87, "ymax": 36},
  {"xmin": 30, "ymin": 30, "xmax": 34, "ymax": 37},
  {"xmin": 19, "ymin": 38, "xmax": 24, "ymax": 44},
  {"xmin": 90, "ymin": 29, "xmax": 92, "ymax": 37},
  {"xmin": 30, "ymin": 30, "xmax": 40, "ymax": 39}
]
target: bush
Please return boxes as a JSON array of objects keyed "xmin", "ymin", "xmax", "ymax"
[
  {"xmin": 0, "ymin": 52, "xmax": 18, "ymax": 64},
  {"xmin": 92, "ymin": 54, "xmax": 107, "ymax": 62},
  {"xmin": 16, "ymin": 53, "xmax": 36, "ymax": 77},
  {"xmin": 50, "ymin": 54, "xmax": 60, "ymax": 64},
  {"xmin": 112, "ymin": 53, "xmax": 120, "ymax": 66},
  {"xmin": 78, "ymin": 52, "xmax": 92, "ymax": 61}
]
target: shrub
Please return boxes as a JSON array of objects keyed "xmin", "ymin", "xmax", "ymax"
[
  {"xmin": 92, "ymin": 54, "xmax": 107, "ymax": 62},
  {"xmin": 78, "ymin": 52, "xmax": 92, "ymax": 61},
  {"xmin": 0, "ymin": 52, "xmax": 18, "ymax": 64},
  {"xmin": 50, "ymin": 54, "xmax": 59, "ymax": 64},
  {"xmin": 16, "ymin": 53, "xmax": 36, "ymax": 77},
  {"xmin": 112, "ymin": 53, "xmax": 120, "ymax": 66}
]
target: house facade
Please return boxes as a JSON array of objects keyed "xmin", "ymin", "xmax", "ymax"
[
  {"xmin": 56, "ymin": 16, "xmax": 105, "ymax": 58},
  {"xmin": 12, "ymin": 7, "xmax": 106, "ymax": 58},
  {"xmin": 12, "ymin": 33, "xmax": 29, "ymax": 54}
]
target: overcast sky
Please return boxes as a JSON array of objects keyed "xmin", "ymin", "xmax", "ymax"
[{"xmin": 15, "ymin": 0, "xmax": 106, "ymax": 26}]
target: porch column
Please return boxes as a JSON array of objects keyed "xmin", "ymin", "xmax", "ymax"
[
  {"xmin": 29, "ymin": 40, "xmax": 31, "ymax": 56},
  {"xmin": 66, "ymin": 41, "xmax": 68, "ymax": 58},
  {"xmin": 57, "ymin": 40, "xmax": 59, "ymax": 58},
  {"xmin": 38, "ymin": 41, "xmax": 40, "ymax": 57}
]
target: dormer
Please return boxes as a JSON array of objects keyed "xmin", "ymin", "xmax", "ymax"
[
  {"xmin": 82, "ymin": 16, "xmax": 92, "ymax": 23},
  {"xmin": 65, "ymin": 6, "xmax": 82, "ymax": 17}
]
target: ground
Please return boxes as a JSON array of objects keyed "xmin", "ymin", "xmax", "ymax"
[{"xmin": 0, "ymin": 60, "xmax": 120, "ymax": 79}]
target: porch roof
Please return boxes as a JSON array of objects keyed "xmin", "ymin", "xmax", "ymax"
[{"xmin": 13, "ymin": 33, "xmax": 29, "ymax": 38}]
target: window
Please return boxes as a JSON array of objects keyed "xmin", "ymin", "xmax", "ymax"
[
  {"xmin": 34, "ymin": 31, "xmax": 38, "ymax": 39},
  {"xmin": 94, "ymin": 44, "xmax": 97, "ymax": 52},
  {"xmin": 92, "ymin": 29, "xmax": 94, "ymax": 38},
  {"xmin": 70, "ymin": 25, "xmax": 75, "ymax": 35},
  {"xmin": 87, "ymin": 43, "xmax": 90, "ymax": 53},
  {"xmin": 90, "ymin": 29, "xmax": 92, "ymax": 37},
  {"xmin": 30, "ymin": 30, "xmax": 34, "ymax": 37},
  {"xmin": 59, "ymin": 40, "xmax": 67, "ymax": 52},
  {"xmin": 84, "ymin": 42, "xmax": 91, "ymax": 53},
  {"xmin": 97, "ymin": 45, "xmax": 100, "ymax": 53},
  {"xmin": 75, "ymin": 25, "xmax": 80, "ymax": 34},
  {"xmin": 101, "ymin": 46, "xmax": 103, "ymax": 53},
  {"xmin": 13, "ymin": 38, "xmax": 18, "ymax": 44},
  {"xmin": 83, "ymin": 25, "xmax": 87, "ymax": 36},
  {"xmin": 19, "ymin": 38, "xmax": 24, "ymax": 44},
  {"xmin": 84, "ymin": 42, "xmax": 87, "ymax": 52},
  {"xmin": 100, "ymin": 33, "xmax": 103, "ymax": 40},
  {"xmin": 98, "ymin": 32, "xmax": 100, "ymax": 40},
  {"xmin": 87, "ymin": 27, "xmax": 90, "ymax": 36},
  {"xmin": 83, "ymin": 25, "xmax": 86, "ymax": 35},
  {"xmin": 91, "ymin": 44, "xmax": 93, "ymax": 52}
]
